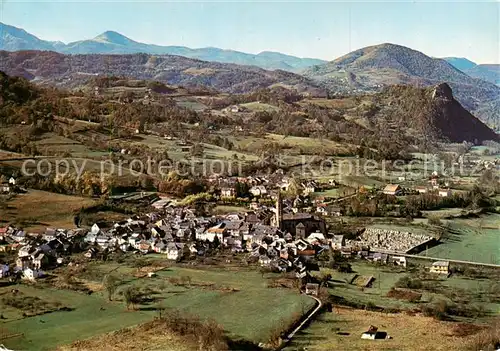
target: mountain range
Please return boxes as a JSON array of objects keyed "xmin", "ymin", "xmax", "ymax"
[
  {"xmin": 0, "ymin": 22, "xmax": 325, "ymax": 72},
  {"xmin": 304, "ymin": 43, "xmax": 500, "ymax": 130},
  {"xmin": 0, "ymin": 22, "xmax": 499, "ymax": 131},
  {"xmin": 444, "ymin": 57, "xmax": 500, "ymax": 86},
  {"xmin": 0, "ymin": 50, "xmax": 326, "ymax": 96}
]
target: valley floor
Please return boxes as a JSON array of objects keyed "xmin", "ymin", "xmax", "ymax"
[{"xmin": 283, "ymin": 307, "xmax": 486, "ymax": 351}]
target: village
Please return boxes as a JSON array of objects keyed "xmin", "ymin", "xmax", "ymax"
[
  {"xmin": 0, "ymin": 154, "xmax": 499, "ymax": 350},
  {"xmin": 0, "ymin": 167, "xmax": 472, "ymax": 283}
]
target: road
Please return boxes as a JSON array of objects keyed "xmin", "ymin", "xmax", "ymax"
[
  {"xmin": 373, "ymin": 249, "xmax": 500, "ymax": 268},
  {"xmin": 284, "ymin": 294, "xmax": 322, "ymax": 343}
]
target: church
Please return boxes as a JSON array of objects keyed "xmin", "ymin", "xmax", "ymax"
[{"xmin": 272, "ymin": 192, "xmax": 326, "ymax": 237}]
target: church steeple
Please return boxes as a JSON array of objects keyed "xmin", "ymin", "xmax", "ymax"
[{"xmin": 275, "ymin": 191, "xmax": 283, "ymax": 230}]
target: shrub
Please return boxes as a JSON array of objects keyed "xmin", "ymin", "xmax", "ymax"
[
  {"xmin": 428, "ymin": 216, "xmax": 442, "ymax": 226},
  {"xmin": 422, "ymin": 300, "xmax": 449, "ymax": 320},
  {"xmin": 422, "ymin": 300, "xmax": 486, "ymax": 321},
  {"xmin": 387, "ymin": 288, "xmax": 422, "ymax": 302},
  {"xmin": 466, "ymin": 319, "xmax": 500, "ymax": 351},
  {"xmin": 395, "ymin": 276, "xmax": 423, "ymax": 290},
  {"xmin": 160, "ymin": 309, "xmax": 228, "ymax": 351},
  {"xmin": 452, "ymin": 323, "xmax": 484, "ymax": 337}
]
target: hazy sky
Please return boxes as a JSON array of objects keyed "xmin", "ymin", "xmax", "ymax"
[{"xmin": 1, "ymin": 1, "xmax": 499, "ymax": 63}]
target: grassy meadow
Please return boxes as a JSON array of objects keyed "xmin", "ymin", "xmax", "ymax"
[
  {"xmin": 423, "ymin": 214, "xmax": 500, "ymax": 265},
  {"xmin": 1, "ymin": 261, "xmax": 313, "ymax": 350},
  {"xmin": 283, "ymin": 306, "xmax": 480, "ymax": 351},
  {"xmin": 0, "ymin": 190, "xmax": 97, "ymax": 231}
]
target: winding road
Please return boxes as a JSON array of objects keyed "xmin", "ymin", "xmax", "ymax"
[{"xmin": 284, "ymin": 294, "xmax": 323, "ymax": 343}]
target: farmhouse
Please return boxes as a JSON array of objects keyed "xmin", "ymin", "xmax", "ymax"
[
  {"xmin": 0, "ymin": 264, "xmax": 9, "ymax": 278},
  {"xmin": 361, "ymin": 325, "xmax": 388, "ymax": 340},
  {"xmin": 249, "ymin": 185, "xmax": 267, "ymax": 197},
  {"xmin": 383, "ymin": 184, "xmax": 402, "ymax": 196},
  {"xmin": 221, "ymin": 187, "xmax": 236, "ymax": 198},
  {"xmin": 0, "ymin": 182, "xmax": 11, "ymax": 193},
  {"xmin": 23, "ymin": 267, "xmax": 42, "ymax": 280},
  {"xmin": 305, "ymin": 283, "xmax": 319, "ymax": 296},
  {"xmin": 430, "ymin": 261, "xmax": 449, "ymax": 275},
  {"xmin": 415, "ymin": 186, "xmax": 429, "ymax": 194},
  {"xmin": 438, "ymin": 189, "xmax": 452, "ymax": 197},
  {"xmin": 331, "ymin": 235, "xmax": 345, "ymax": 250}
]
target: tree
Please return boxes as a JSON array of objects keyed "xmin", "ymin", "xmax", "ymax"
[
  {"xmin": 190, "ymin": 143, "xmax": 204, "ymax": 157},
  {"xmin": 122, "ymin": 286, "xmax": 141, "ymax": 310},
  {"xmin": 234, "ymin": 181, "xmax": 250, "ymax": 198},
  {"xmin": 212, "ymin": 234, "xmax": 221, "ymax": 249},
  {"xmin": 103, "ymin": 274, "xmax": 120, "ymax": 301}
]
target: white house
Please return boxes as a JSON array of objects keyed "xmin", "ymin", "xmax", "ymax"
[
  {"xmin": 23, "ymin": 268, "xmax": 42, "ymax": 280},
  {"xmin": 0, "ymin": 183, "xmax": 10, "ymax": 193},
  {"xmin": 84, "ymin": 247, "xmax": 98, "ymax": 259},
  {"xmin": 438, "ymin": 189, "xmax": 452, "ymax": 197},
  {"xmin": 390, "ymin": 256, "xmax": 407, "ymax": 268},
  {"xmin": 258, "ymin": 255, "xmax": 271, "ymax": 266},
  {"xmin": 0, "ymin": 264, "xmax": 9, "ymax": 278},
  {"xmin": 331, "ymin": 235, "xmax": 345, "ymax": 250},
  {"xmin": 90, "ymin": 223, "xmax": 101, "ymax": 235},
  {"xmin": 166, "ymin": 243, "xmax": 183, "ymax": 260},
  {"xmin": 249, "ymin": 185, "xmax": 267, "ymax": 197},
  {"xmin": 197, "ymin": 226, "xmax": 225, "ymax": 243},
  {"xmin": 361, "ymin": 326, "xmax": 386, "ymax": 340},
  {"xmin": 302, "ymin": 181, "xmax": 317, "ymax": 195},
  {"xmin": 430, "ymin": 261, "xmax": 449, "ymax": 275},
  {"xmin": 221, "ymin": 187, "xmax": 236, "ymax": 198},
  {"xmin": 306, "ymin": 232, "xmax": 326, "ymax": 244}
]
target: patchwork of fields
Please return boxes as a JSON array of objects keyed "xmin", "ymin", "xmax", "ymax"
[
  {"xmin": 424, "ymin": 214, "xmax": 500, "ymax": 264},
  {"xmin": 0, "ymin": 263, "xmax": 313, "ymax": 350}
]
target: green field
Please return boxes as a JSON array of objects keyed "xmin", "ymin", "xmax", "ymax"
[
  {"xmin": 240, "ymin": 102, "xmax": 279, "ymax": 112},
  {"xmin": 0, "ymin": 190, "xmax": 98, "ymax": 230},
  {"xmin": 0, "ymin": 285, "xmax": 152, "ymax": 351},
  {"xmin": 424, "ymin": 214, "xmax": 500, "ymax": 264},
  {"xmin": 312, "ymin": 188, "xmax": 339, "ymax": 198},
  {"xmin": 1, "ymin": 264, "xmax": 313, "ymax": 350},
  {"xmin": 316, "ymin": 261, "xmax": 500, "ymax": 315}
]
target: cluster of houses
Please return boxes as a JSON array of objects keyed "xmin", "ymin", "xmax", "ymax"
[
  {"xmin": 0, "ymin": 186, "xmax": 347, "ymax": 282},
  {"xmin": 382, "ymin": 181, "xmax": 453, "ymax": 198},
  {"xmin": 214, "ymin": 173, "xmax": 324, "ymax": 200},
  {"xmin": 0, "ymin": 226, "xmax": 86, "ymax": 280},
  {"xmin": 0, "ymin": 169, "xmax": 459, "ymax": 283},
  {"xmin": 0, "ymin": 177, "xmax": 16, "ymax": 194}
]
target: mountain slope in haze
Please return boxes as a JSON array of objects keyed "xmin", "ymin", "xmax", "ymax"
[
  {"xmin": 463, "ymin": 64, "xmax": 500, "ymax": 86},
  {"xmin": 443, "ymin": 57, "xmax": 477, "ymax": 71},
  {"xmin": 0, "ymin": 50, "xmax": 326, "ymax": 96},
  {"xmin": 0, "ymin": 23, "xmax": 54, "ymax": 51},
  {"xmin": 305, "ymin": 43, "xmax": 500, "ymax": 130},
  {"xmin": 64, "ymin": 33, "xmax": 327, "ymax": 71},
  {"xmin": 445, "ymin": 57, "xmax": 500, "ymax": 86},
  {"xmin": 0, "ymin": 22, "xmax": 326, "ymax": 72}
]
